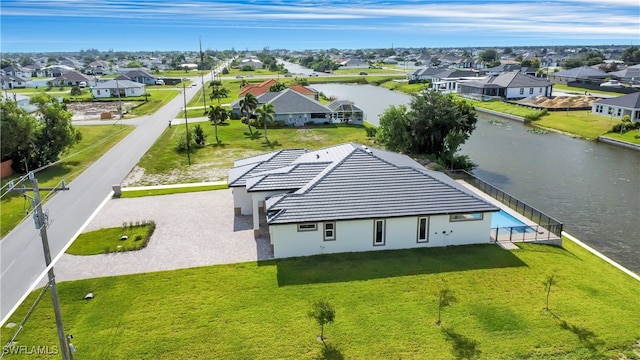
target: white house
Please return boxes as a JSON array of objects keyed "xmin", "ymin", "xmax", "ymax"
[
  {"xmin": 592, "ymin": 92, "xmax": 640, "ymax": 122},
  {"xmin": 228, "ymin": 143, "xmax": 499, "ymax": 258},
  {"xmin": 90, "ymin": 79, "xmax": 146, "ymax": 98},
  {"xmin": 458, "ymin": 72, "xmax": 553, "ymax": 100}
]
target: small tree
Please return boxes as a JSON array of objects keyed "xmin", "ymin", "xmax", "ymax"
[
  {"xmin": 543, "ymin": 274, "xmax": 557, "ymax": 311},
  {"xmin": 436, "ymin": 285, "xmax": 457, "ymax": 326},
  {"xmin": 256, "ymin": 103, "xmax": 275, "ymax": 141},
  {"xmin": 308, "ymin": 299, "xmax": 335, "ymax": 342},
  {"xmin": 193, "ymin": 124, "xmax": 207, "ymax": 146}
]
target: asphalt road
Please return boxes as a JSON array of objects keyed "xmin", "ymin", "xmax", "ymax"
[{"xmin": 0, "ymin": 71, "xmax": 217, "ymax": 324}]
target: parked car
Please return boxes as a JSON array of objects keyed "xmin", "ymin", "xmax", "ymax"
[
  {"xmin": 359, "ymin": 72, "xmax": 368, "ymax": 75},
  {"xmin": 309, "ymin": 72, "xmax": 319, "ymax": 77},
  {"xmin": 235, "ymin": 75, "xmax": 243, "ymax": 79},
  {"xmin": 191, "ymin": 82, "xmax": 198, "ymax": 87},
  {"xmin": 155, "ymin": 79, "xmax": 165, "ymax": 85},
  {"xmin": 284, "ymin": 73, "xmax": 293, "ymax": 77},
  {"xmin": 246, "ymin": 74, "xmax": 253, "ymax": 78}
]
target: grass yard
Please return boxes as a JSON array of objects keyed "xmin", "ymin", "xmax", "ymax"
[
  {"xmin": 534, "ymin": 111, "xmax": 621, "ymax": 140},
  {"xmin": 66, "ymin": 221, "xmax": 156, "ymax": 255},
  {"xmin": 132, "ymin": 120, "xmax": 371, "ymax": 185},
  {"xmin": 380, "ymin": 80, "xmax": 428, "ymax": 94},
  {"xmin": 469, "ymin": 99, "xmax": 539, "ymax": 118},
  {"xmin": 552, "ymin": 84, "xmax": 624, "ymax": 97},
  {"xmin": 127, "ymin": 89, "xmax": 181, "ymax": 117},
  {"xmin": 0, "ymin": 125, "xmax": 134, "ymax": 237},
  {"xmin": 120, "ymin": 183, "xmax": 228, "ymax": 198},
  {"xmin": 601, "ymin": 129, "xmax": 640, "ymax": 145},
  {"xmin": 3, "ymin": 238, "xmax": 639, "ymax": 359}
]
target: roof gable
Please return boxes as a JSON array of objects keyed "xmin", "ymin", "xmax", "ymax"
[{"xmin": 257, "ymin": 89, "xmax": 330, "ymax": 114}]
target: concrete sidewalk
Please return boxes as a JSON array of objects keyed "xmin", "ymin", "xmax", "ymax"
[{"xmin": 49, "ymin": 189, "xmax": 273, "ymax": 283}]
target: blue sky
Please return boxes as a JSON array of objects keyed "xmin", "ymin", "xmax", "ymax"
[{"xmin": 1, "ymin": 0, "xmax": 639, "ymax": 53}]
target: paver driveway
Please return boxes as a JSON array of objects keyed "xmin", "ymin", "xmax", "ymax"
[{"xmin": 51, "ymin": 189, "xmax": 273, "ymax": 282}]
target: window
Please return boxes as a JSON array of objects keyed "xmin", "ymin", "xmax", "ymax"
[
  {"xmin": 519, "ymin": 88, "xmax": 524, "ymax": 95},
  {"xmin": 297, "ymin": 223, "xmax": 317, "ymax": 232},
  {"xmin": 417, "ymin": 217, "xmax": 429, "ymax": 243},
  {"xmin": 617, "ymin": 109, "xmax": 622, "ymax": 116},
  {"xmin": 529, "ymin": 88, "xmax": 534, "ymax": 94},
  {"xmin": 323, "ymin": 222, "xmax": 335, "ymax": 241},
  {"xmin": 595, "ymin": 105, "xmax": 603, "ymax": 113},
  {"xmin": 449, "ymin": 213, "xmax": 484, "ymax": 222},
  {"xmin": 373, "ymin": 219, "xmax": 385, "ymax": 246},
  {"xmin": 539, "ymin": 87, "xmax": 543, "ymax": 93}
]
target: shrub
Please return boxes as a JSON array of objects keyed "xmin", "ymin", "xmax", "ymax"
[
  {"xmin": 523, "ymin": 109, "xmax": 549, "ymax": 123},
  {"xmin": 365, "ymin": 126, "xmax": 378, "ymax": 138},
  {"xmin": 174, "ymin": 130, "xmax": 197, "ymax": 153},
  {"xmin": 193, "ymin": 124, "xmax": 207, "ymax": 146}
]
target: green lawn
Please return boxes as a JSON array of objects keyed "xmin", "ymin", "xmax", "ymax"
[
  {"xmin": 552, "ymin": 84, "xmax": 624, "ymax": 97},
  {"xmin": 3, "ymin": 238, "xmax": 638, "ymax": 359},
  {"xmin": 0, "ymin": 125, "xmax": 134, "ymax": 237},
  {"xmin": 66, "ymin": 222, "xmax": 155, "ymax": 255},
  {"xmin": 127, "ymin": 89, "xmax": 181, "ymax": 117},
  {"xmin": 601, "ymin": 129, "xmax": 640, "ymax": 145},
  {"xmin": 535, "ymin": 111, "xmax": 621, "ymax": 140},
  {"xmin": 134, "ymin": 119, "xmax": 371, "ymax": 184},
  {"xmin": 120, "ymin": 183, "xmax": 228, "ymax": 198},
  {"xmin": 469, "ymin": 99, "xmax": 539, "ymax": 118}
]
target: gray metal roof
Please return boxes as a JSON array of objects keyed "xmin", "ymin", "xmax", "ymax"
[
  {"xmin": 266, "ymin": 147, "xmax": 498, "ymax": 224},
  {"xmin": 594, "ymin": 92, "xmax": 640, "ymax": 109},
  {"xmin": 228, "ymin": 148, "xmax": 309, "ymax": 187},
  {"xmin": 91, "ymin": 79, "xmax": 145, "ymax": 89}
]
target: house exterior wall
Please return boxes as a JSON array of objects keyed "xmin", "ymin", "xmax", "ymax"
[
  {"xmin": 232, "ymin": 187, "xmax": 252, "ymax": 215},
  {"xmin": 125, "ymin": 87, "xmax": 145, "ymax": 97},
  {"xmin": 269, "ymin": 213, "xmax": 493, "ymax": 258},
  {"xmin": 592, "ymin": 104, "xmax": 640, "ymax": 122},
  {"xmin": 505, "ymin": 86, "xmax": 551, "ymax": 99}
]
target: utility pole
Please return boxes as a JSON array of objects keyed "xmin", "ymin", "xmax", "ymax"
[
  {"xmin": 182, "ymin": 83, "xmax": 191, "ymax": 165},
  {"xmin": 10, "ymin": 173, "xmax": 72, "ymax": 359},
  {"xmin": 200, "ymin": 36, "xmax": 207, "ymax": 110}
]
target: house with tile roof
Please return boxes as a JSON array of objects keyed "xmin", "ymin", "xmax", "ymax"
[
  {"xmin": 116, "ymin": 69, "xmax": 157, "ymax": 85},
  {"xmin": 90, "ymin": 79, "xmax": 146, "ymax": 98},
  {"xmin": 549, "ymin": 66, "xmax": 612, "ymax": 85},
  {"xmin": 0, "ymin": 75, "xmax": 27, "ymax": 90},
  {"xmin": 53, "ymin": 70, "xmax": 92, "ymax": 87},
  {"xmin": 458, "ymin": 72, "xmax": 553, "ymax": 100},
  {"xmin": 591, "ymin": 92, "xmax": 640, "ymax": 122},
  {"xmin": 228, "ymin": 143, "xmax": 499, "ymax": 258},
  {"xmin": 231, "ymin": 89, "xmax": 334, "ymax": 126}
]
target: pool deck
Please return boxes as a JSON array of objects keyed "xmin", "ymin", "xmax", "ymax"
[{"xmin": 456, "ymin": 180, "xmax": 562, "ymax": 249}]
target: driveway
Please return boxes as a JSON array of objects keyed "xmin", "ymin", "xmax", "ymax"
[{"xmin": 50, "ymin": 189, "xmax": 273, "ymax": 283}]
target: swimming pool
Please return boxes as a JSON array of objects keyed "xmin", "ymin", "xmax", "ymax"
[{"xmin": 491, "ymin": 210, "xmax": 534, "ymax": 233}]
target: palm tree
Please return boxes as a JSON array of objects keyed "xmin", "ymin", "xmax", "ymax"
[
  {"xmin": 256, "ymin": 103, "xmax": 276, "ymax": 141},
  {"xmin": 207, "ymin": 104, "xmax": 227, "ymax": 143},
  {"xmin": 239, "ymin": 93, "xmax": 258, "ymax": 134},
  {"xmin": 209, "ymin": 80, "xmax": 228, "ymax": 104}
]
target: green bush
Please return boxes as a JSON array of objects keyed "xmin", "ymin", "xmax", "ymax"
[
  {"xmin": 365, "ymin": 126, "xmax": 378, "ymax": 138},
  {"xmin": 523, "ymin": 109, "xmax": 549, "ymax": 123}
]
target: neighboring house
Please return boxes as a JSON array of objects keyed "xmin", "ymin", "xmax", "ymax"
[
  {"xmin": 458, "ymin": 72, "xmax": 553, "ymax": 100},
  {"xmin": 431, "ymin": 69, "xmax": 479, "ymax": 93},
  {"xmin": 238, "ymin": 79, "xmax": 319, "ymax": 100},
  {"xmin": 86, "ymin": 60, "xmax": 111, "ymax": 75},
  {"xmin": 1, "ymin": 66, "xmax": 27, "ymax": 78},
  {"xmin": 326, "ymin": 100, "xmax": 364, "ymax": 124},
  {"xmin": 609, "ymin": 65, "xmax": 640, "ymax": 83},
  {"xmin": 339, "ymin": 58, "xmax": 369, "ymax": 68},
  {"xmin": 231, "ymin": 89, "xmax": 333, "ymax": 126},
  {"xmin": 116, "ymin": 69, "xmax": 157, "ymax": 85},
  {"xmin": 1, "ymin": 92, "xmax": 37, "ymax": 113},
  {"xmin": 53, "ymin": 70, "xmax": 92, "ymax": 87},
  {"xmin": 238, "ymin": 79, "xmax": 279, "ymax": 97},
  {"xmin": 591, "ymin": 92, "xmax": 640, "ymax": 122},
  {"xmin": 90, "ymin": 79, "xmax": 146, "ymax": 98},
  {"xmin": 240, "ymin": 57, "xmax": 263, "ymax": 69},
  {"xmin": 44, "ymin": 65, "xmax": 74, "ymax": 78},
  {"xmin": 228, "ymin": 143, "xmax": 499, "ymax": 258},
  {"xmin": 410, "ymin": 67, "xmax": 445, "ymax": 82},
  {"xmin": 0, "ymin": 75, "xmax": 27, "ymax": 89},
  {"xmin": 549, "ymin": 66, "xmax": 611, "ymax": 85}
]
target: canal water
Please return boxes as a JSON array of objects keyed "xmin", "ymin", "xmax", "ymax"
[{"xmin": 312, "ymin": 83, "xmax": 639, "ymax": 274}]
